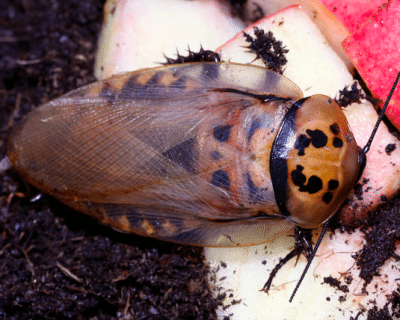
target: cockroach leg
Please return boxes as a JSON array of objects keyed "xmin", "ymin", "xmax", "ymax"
[{"xmin": 261, "ymin": 227, "xmax": 313, "ymax": 293}]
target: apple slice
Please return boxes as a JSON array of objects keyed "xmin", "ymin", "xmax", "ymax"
[{"xmin": 343, "ymin": 1, "xmax": 400, "ymax": 131}]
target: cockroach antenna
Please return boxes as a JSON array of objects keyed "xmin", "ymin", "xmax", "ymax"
[
  {"xmin": 289, "ymin": 71, "xmax": 400, "ymax": 303},
  {"xmin": 289, "ymin": 222, "xmax": 328, "ymax": 303}
]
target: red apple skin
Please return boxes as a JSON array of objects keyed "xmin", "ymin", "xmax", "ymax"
[
  {"xmin": 319, "ymin": 0, "xmax": 388, "ymax": 33},
  {"xmin": 342, "ymin": 1, "xmax": 400, "ymax": 131}
]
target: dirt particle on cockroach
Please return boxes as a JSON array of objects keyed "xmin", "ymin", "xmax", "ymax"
[
  {"xmin": 354, "ymin": 183, "xmax": 364, "ymax": 200},
  {"xmin": 243, "ymin": 27, "xmax": 288, "ymax": 74},
  {"xmin": 336, "ymin": 82, "xmax": 364, "ymax": 107},
  {"xmin": 352, "ymin": 178, "xmax": 371, "ymax": 202}
]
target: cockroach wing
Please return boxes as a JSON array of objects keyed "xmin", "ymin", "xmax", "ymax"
[{"xmin": 8, "ymin": 62, "xmax": 302, "ymax": 246}]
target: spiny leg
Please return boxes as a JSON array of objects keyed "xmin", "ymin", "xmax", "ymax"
[{"xmin": 261, "ymin": 227, "xmax": 313, "ymax": 293}]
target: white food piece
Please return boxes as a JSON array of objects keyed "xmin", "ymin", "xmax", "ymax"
[
  {"xmin": 340, "ymin": 100, "xmax": 400, "ymax": 220},
  {"xmin": 208, "ymin": 229, "xmax": 400, "ymax": 319},
  {"xmin": 95, "ymin": 0, "xmax": 244, "ymax": 79}
]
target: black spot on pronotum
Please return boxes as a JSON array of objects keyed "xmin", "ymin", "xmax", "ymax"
[
  {"xmin": 213, "ymin": 125, "xmax": 232, "ymax": 142},
  {"xmin": 322, "ymin": 192, "xmax": 333, "ymax": 204},
  {"xmin": 329, "ymin": 123, "xmax": 340, "ymax": 135},
  {"xmin": 294, "ymin": 129, "xmax": 328, "ymax": 156},
  {"xmin": 291, "ymin": 165, "xmax": 323, "ymax": 194},
  {"xmin": 333, "ymin": 137, "xmax": 343, "ymax": 148},
  {"xmin": 330, "ymin": 123, "xmax": 343, "ymax": 148},
  {"xmin": 211, "ymin": 170, "xmax": 230, "ymax": 190},
  {"xmin": 322, "ymin": 180, "xmax": 339, "ymax": 204},
  {"xmin": 306, "ymin": 129, "xmax": 328, "ymax": 148},
  {"xmin": 291, "ymin": 167, "xmax": 306, "ymax": 188},
  {"xmin": 328, "ymin": 180, "xmax": 339, "ymax": 190},
  {"xmin": 294, "ymin": 134, "xmax": 311, "ymax": 156},
  {"xmin": 304, "ymin": 176, "xmax": 323, "ymax": 194}
]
